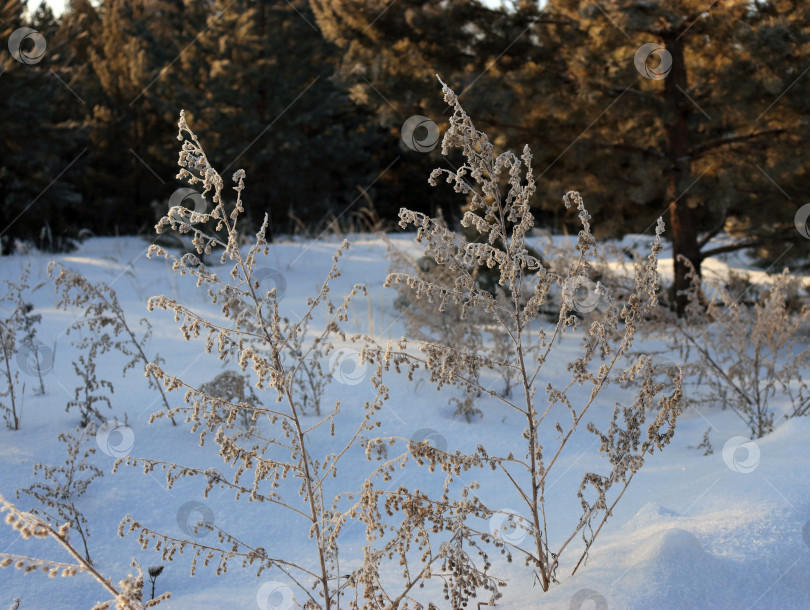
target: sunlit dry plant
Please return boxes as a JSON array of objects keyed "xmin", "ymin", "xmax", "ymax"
[
  {"xmin": 16, "ymin": 425, "xmax": 103, "ymax": 564},
  {"xmin": 360, "ymin": 76, "xmax": 684, "ymax": 596},
  {"xmin": 0, "ymin": 493, "xmax": 169, "ymax": 609},
  {"xmin": 114, "ymin": 110, "xmax": 401, "ymax": 610},
  {"xmin": 111, "ymin": 110, "xmax": 507, "ymax": 609}
]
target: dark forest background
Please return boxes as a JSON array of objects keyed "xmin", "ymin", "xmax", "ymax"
[{"xmin": 1, "ymin": 0, "xmax": 809, "ymax": 306}]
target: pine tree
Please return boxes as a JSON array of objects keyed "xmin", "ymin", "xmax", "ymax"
[
  {"xmin": 535, "ymin": 0, "xmax": 810, "ymax": 312},
  {"xmin": 184, "ymin": 0, "xmax": 379, "ymax": 237},
  {"xmin": 82, "ymin": 0, "xmax": 210, "ymax": 235},
  {"xmin": 310, "ymin": 1, "xmax": 600, "ymax": 232},
  {"xmin": 0, "ymin": 0, "xmax": 82, "ymax": 252}
]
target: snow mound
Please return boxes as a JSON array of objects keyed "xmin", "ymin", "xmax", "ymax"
[
  {"xmin": 630, "ymin": 502, "xmax": 682, "ymax": 527},
  {"xmin": 614, "ymin": 528, "xmax": 734, "ymax": 608},
  {"xmin": 613, "ymin": 527, "xmax": 809, "ymax": 609},
  {"xmin": 633, "ymin": 527, "xmax": 704, "ymax": 564}
]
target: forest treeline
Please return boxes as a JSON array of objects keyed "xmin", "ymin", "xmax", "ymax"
[{"xmin": 1, "ymin": 0, "xmax": 809, "ymax": 305}]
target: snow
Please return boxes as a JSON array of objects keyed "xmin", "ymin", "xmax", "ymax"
[{"xmin": 1, "ymin": 234, "xmax": 809, "ymax": 609}]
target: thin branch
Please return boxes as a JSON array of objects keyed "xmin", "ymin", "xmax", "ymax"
[{"xmin": 689, "ymin": 126, "xmax": 794, "ymax": 160}]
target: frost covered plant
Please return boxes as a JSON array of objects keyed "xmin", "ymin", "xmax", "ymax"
[
  {"xmin": 117, "ymin": 112, "xmax": 500, "ymax": 609},
  {"xmin": 114, "ymin": 111, "xmax": 395, "ymax": 609},
  {"xmin": 16, "ymin": 425, "xmax": 103, "ymax": 564},
  {"xmin": 49, "ymin": 264, "xmax": 176, "ymax": 426},
  {"xmin": 362, "ymin": 77, "xmax": 684, "ymax": 594},
  {"xmin": 0, "ymin": 494, "xmax": 170, "ymax": 608},
  {"xmin": 674, "ymin": 260, "xmax": 810, "ymax": 439}
]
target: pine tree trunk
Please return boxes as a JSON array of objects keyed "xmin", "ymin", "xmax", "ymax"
[{"xmin": 662, "ymin": 34, "xmax": 701, "ymax": 316}]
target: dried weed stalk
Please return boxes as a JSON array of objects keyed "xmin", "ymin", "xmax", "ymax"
[
  {"xmin": 49, "ymin": 264, "xmax": 177, "ymax": 426},
  {"xmin": 362, "ymin": 77, "xmax": 684, "ymax": 594},
  {"xmin": 673, "ymin": 259, "xmax": 810, "ymax": 438},
  {"xmin": 16, "ymin": 425, "xmax": 103, "ymax": 564},
  {"xmin": 0, "ymin": 319, "xmax": 23, "ymax": 430},
  {"xmin": 0, "ymin": 263, "xmax": 50, "ymax": 429},
  {"xmin": 65, "ymin": 352, "xmax": 114, "ymax": 427},
  {"xmin": 115, "ymin": 110, "xmax": 393, "ymax": 609},
  {"xmin": 1, "ymin": 264, "xmax": 49, "ymax": 396}
]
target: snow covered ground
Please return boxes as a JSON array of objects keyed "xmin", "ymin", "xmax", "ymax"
[{"xmin": 1, "ymin": 233, "xmax": 809, "ymax": 609}]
